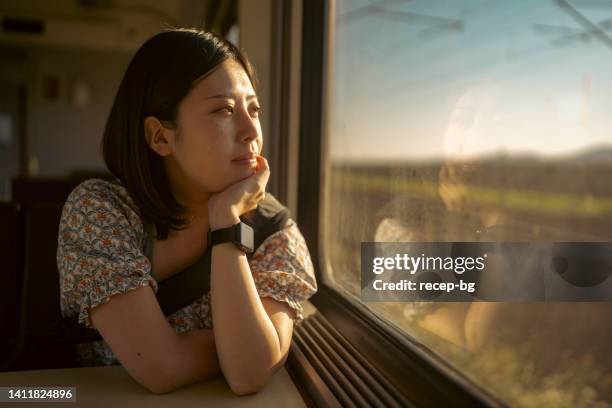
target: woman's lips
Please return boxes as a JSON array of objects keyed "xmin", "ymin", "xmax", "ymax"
[
  {"xmin": 232, "ymin": 157, "xmax": 258, "ymax": 168},
  {"xmin": 232, "ymin": 153, "xmax": 257, "ymax": 167}
]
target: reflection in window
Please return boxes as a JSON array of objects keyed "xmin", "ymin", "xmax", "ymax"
[{"xmin": 324, "ymin": 0, "xmax": 612, "ymax": 406}]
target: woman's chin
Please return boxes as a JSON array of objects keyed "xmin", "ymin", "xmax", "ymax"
[
  {"xmin": 206, "ymin": 165, "xmax": 256, "ymax": 193},
  {"xmin": 234, "ymin": 165, "xmax": 256, "ymax": 180},
  {"xmin": 216, "ymin": 170, "xmax": 252, "ymax": 189}
]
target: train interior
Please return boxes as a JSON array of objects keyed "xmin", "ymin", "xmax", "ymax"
[{"xmin": 1, "ymin": 0, "xmax": 611, "ymax": 407}]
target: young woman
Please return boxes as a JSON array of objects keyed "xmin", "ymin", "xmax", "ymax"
[{"xmin": 56, "ymin": 28, "xmax": 317, "ymax": 395}]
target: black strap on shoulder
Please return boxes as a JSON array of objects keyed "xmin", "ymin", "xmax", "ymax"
[
  {"xmin": 61, "ymin": 193, "xmax": 290, "ymax": 344},
  {"xmin": 247, "ymin": 193, "xmax": 290, "ymax": 253}
]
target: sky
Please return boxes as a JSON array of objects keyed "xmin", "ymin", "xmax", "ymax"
[{"xmin": 329, "ymin": 0, "xmax": 612, "ymax": 162}]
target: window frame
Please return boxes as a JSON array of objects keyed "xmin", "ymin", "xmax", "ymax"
[{"xmin": 295, "ymin": 0, "xmax": 507, "ymax": 406}]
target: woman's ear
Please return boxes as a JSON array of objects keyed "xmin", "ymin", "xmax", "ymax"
[{"xmin": 144, "ymin": 116, "xmax": 174, "ymax": 156}]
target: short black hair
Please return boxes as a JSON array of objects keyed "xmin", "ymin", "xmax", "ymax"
[{"xmin": 102, "ymin": 28, "xmax": 257, "ymax": 239}]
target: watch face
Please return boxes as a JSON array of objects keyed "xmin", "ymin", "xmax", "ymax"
[{"xmin": 239, "ymin": 222, "xmax": 255, "ymax": 252}]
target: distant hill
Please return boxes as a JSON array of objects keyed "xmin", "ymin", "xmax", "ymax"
[
  {"xmin": 331, "ymin": 145, "xmax": 612, "ymax": 167},
  {"xmin": 570, "ymin": 145, "xmax": 612, "ymax": 164}
]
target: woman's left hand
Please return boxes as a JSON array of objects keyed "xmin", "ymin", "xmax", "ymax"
[{"xmin": 208, "ymin": 155, "xmax": 270, "ymax": 230}]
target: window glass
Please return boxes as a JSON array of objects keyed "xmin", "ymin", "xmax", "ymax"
[{"xmin": 324, "ymin": 1, "xmax": 612, "ymax": 406}]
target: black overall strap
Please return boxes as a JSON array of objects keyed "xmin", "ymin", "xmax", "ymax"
[{"xmin": 61, "ymin": 194, "xmax": 290, "ymax": 344}]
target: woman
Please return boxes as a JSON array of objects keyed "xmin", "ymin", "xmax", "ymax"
[{"xmin": 56, "ymin": 28, "xmax": 317, "ymax": 395}]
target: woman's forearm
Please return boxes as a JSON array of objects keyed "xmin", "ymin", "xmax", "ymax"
[
  {"xmin": 170, "ymin": 329, "xmax": 221, "ymax": 391},
  {"xmin": 210, "ymin": 242, "xmax": 283, "ymax": 394}
]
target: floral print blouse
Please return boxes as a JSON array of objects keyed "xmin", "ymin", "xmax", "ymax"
[{"xmin": 57, "ymin": 178, "xmax": 317, "ymax": 367}]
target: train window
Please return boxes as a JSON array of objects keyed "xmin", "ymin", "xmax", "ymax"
[{"xmin": 322, "ymin": 0, "xmax": 612, "ymax": 406}]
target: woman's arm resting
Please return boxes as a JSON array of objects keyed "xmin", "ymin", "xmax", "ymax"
[
  {"xmin": 90, "ymin": 285, "xmax": 221, "ymax": 394},
  {"xmin": 209, "ymin": 157, "xmax": 304, "ymax": 395},
  {"xmin": 211, "ymin": 242, "xmax": 295, "ymax": 395},
  {"xmin": 261, "ymin": 296, "xmax": 294, "ymax": 373}
]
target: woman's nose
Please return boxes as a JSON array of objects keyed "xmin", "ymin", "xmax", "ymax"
[
  {"xmin": 237, "ymin": 110, "xmax": 260, "ymax": 144},
  {"xmin": 240, "ymin": 127, "xmax": 258, "ymax": 143}
]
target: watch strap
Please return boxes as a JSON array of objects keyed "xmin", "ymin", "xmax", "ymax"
[{"xmin": 209, "ymin": 224, "xmax": 237, "ymax": 247}]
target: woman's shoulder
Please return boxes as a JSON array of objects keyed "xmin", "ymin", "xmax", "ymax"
[
  {"xmin": 61, "ymin": 178, "xmax": 144, "ymax": 238},
  {"xmin": 58, "ymin": 178, "xmax": 157, "ymax": 330},
  {"xmin": 65, "ymin": 178, "xmax": 140, "ymax": 217},
  {"xmin": 67, "ymin": 178, "xmax": 133, "ymax": 206}
]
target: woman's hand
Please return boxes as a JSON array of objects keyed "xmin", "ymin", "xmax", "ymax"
[{"xmin": 208, "ymin": 155, "xmax": 270, "ymax": 230}]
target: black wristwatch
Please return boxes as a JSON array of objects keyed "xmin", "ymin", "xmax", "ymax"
[{"xmin": 208, "ymin": 221, "xmax": 255, "ymax": 253}]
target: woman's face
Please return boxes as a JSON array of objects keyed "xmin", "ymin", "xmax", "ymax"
[{"xmin": 163, "ymin": 58, "xmax": 263, "ymax": 198}]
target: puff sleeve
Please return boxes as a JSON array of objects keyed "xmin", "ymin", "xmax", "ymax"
[
  {"xmin": 57, "ymin": 179, "xmax": 158, "ymax": 329},
  {"xmin": 249, "ymin": 219, "xmax": 317, "ymax": 323}
]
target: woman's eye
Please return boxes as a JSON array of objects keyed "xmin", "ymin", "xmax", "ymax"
[{"xmin": 215, "ymin": 105, "xmax": 260, "ymax": 117}]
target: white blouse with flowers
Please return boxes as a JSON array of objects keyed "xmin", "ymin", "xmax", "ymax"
[{"xmin": 57, "ymin": 178, "xmax": 317, "ymax": 367}]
